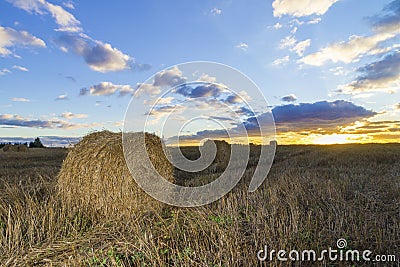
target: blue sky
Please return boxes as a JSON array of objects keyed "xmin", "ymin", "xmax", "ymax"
[{"xmin": 0, "ymin": 0, "xmax": 399, "ymax": 145}]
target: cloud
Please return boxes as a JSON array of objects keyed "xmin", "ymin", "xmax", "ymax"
[
  {"xmin": 236, "ymin": 42, "xmax": 248, "ymax": 51},
  {"xmin": 146, "ymin": 105, "xmax": 185, "ymax": 117},
  {"xmin": 301, "ymin": 1, "xmax": 400, "ymax": 66},
  {"xmin": 272, "ymin": 55, "xmax": 290, "ymax": 66},
  {"xmin": 279, "ymin": 36, "xmax": 296, "ymax": 49},
  {"xmin": 55, "ymin": 94, "xmax": 68, "ymax": 100},
  {"xmin": 7, "ymin": 0, "xmax": 82, "ymax": 32},
  {"xmin": 396, "ymin": 103, "xmax": 400, "ymax": 109},
  {"xmin": 153, "ymin": 66, "xmax": 186, "ymax": 87},
  {"xmin": 62, "ymin": 1, "xmax": 75, "ymax": 10},
  {"xmin": 174, "ymin": 84, "xmax": 225, "ymax": 98},
  {"xmin": 225, "ymin": 95, "xmax": 244, "ymax": 104},
  {"xmin": 370, "ymin": 0, "xmax": 400, "ymax": 34},
  {"xmin": 81, "ymin": 82, "xmax": 134, "ymax": 96},
  {"xmin": 61, "ymin": 112, "xmax": 87, "ymax": 119},
  {"xmin": 300, "ymin": 33, "xmax": 397, "ymax": 66},
  {"xmin": 7, "ymin": 0, "xmax": 149, "ymax": 72},
  {"xmin": 55, "ymin": 34, "xmax": 133, "ymax": 72},
  {"xmin": 0, "ymin": 68, "xmax": 11, "ymax": 76},
  {"xmin": 339, "ymin": 51, "xmax": 400, "ymax": 93},
  {"xmin": 291, "ymin": 39, "xmax": 310, "ymax": 56},
  {"xmin": 0, "ymin": 114, "xmax": 88, "ymax": 129},
  {"xmin": 0, "ymin": 26, "xmax": 46, "ymax": 57},
  {"xmin": 210, "ymin": 7, "xmax": 222, "ymax": 15},
  {"xmin": 135, "ymin": 83, "xmax": 161, "ymax": 98},
  {"xmin": 11, "ymin": 97, "xmax": 31, "ymax": 102},
  {"xmin": 134, "ymin": 66, "xmax": 187, "ymax": 98},
  {"xmin": 12, "ymin": 65, "xmax": 29, "ymax": 72},
  {"xmin": 272, "ymin": 0, "xmax": 339, "ymax": 17},
  {"xmin": 272, "ymin": 22, "xmax": 283, "ymax": 29},
  {"xmin": 272, "ymin": 100, "xmax": 377, "ymax": 128},
  {"xmin": 308, "ymin": 17, "xmax": 322, "ymax": 24},
  {"xmin": 280, "ymin": 94, "xmax": 297, "ymax": 102}
]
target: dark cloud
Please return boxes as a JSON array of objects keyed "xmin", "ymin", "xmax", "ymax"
[
  {"xmin": 225, "ymin": 95, "xmax": 242, "ymax": 104},
  {"xmin": 280, "ymin": 94, "xmax": 297, "ymax": 102},
  {"xmin": 79, "ymin": 87, "xmax": 89, "ymax": 96},
  {"xmin": 175, "ymin": 84, "xmax": 224, "ymax": 98},
  {"xmin": 272, "ymin": 100, "xmax": 376, "ymax": 124},
  {"xmin": 167, "ymin": 100, "xmax": 378, "ymax": 143},
  {"xmin": 341, "ymin": 51, "xmax": 400, "ymax": 92},
  {"xmin": 370, "ymin": 0, "xmax": 400, "ymax": 33},
  {"xmin": 236, "ymin": 106, "xmax": 255, "ymax": 117}
]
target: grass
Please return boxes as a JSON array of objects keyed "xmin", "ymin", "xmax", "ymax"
[{"xmin": 0, "ymin": 144, "xmax": 399, "ymax": 266}]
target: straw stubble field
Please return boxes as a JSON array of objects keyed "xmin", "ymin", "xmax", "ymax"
[{"xmin": 0, "ymin": 141, "xmax": 399, "ymax": 266}]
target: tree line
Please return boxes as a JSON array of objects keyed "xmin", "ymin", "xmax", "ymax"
[{"xmin": 0, "ymin": 137, "xmax": 45, "ymax": 149}]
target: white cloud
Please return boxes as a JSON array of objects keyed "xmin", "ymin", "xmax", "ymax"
[
  {"xmin": 0, "ymin": 68, "xmax": 11, "ymax": 76},
  {"xmin": 300, "ymin": 32, "xmax": 397, "ymax": 66},
  {"xmin": 11, "ymin": 97, "xmax": 30, "ymax": 102},
  {"xmin": 272, "ymin": 22, "xmax": 282, "ymax": 29},
  {"xmin": 0, "ymin": 113, "xmax": 94, "ymax": 129},
  {"xmin": 236, "ymin": 42, "xmax": 249, "ymax": 51},
  {"xmin": 82, "ymin": 82, "xmax": 134, "ymax": 96},
  {"xmin": 197, "ymin": 73, "xmax": 217, "ymax": 83},
  {"xmin": 12, "ymin": 65, "xmax": 29, "ymax": 72},
  {"xmin": 291, "ymin": 39, "xmax": 311, "ymax": 56},
  {"xmin": 272, "ymin": 55, "xmax": 290, "ymax": 66},
  {"xmin": 62, "ymin": 1, "xmax": 75, "ymax": 10},
  {"xmin": 154, "ymin": 66, "xmax": 186, "ymax": 87},
  {"xmin": 55, "ymin": 34, "xmax": 132, "ymax": 72},
  {"xmin": 61, "ymin": 112, "xmax": 88, "ymax": 119},
  {"xmin": 308, "ymin": 17, "xmax": 322, "ymax": 24},
  {"xmin": 352, "ymin": 93, "xmax": 374, "ymax": 99},
  {"xmin": 55, "ymin": 94, "xmax": 68, "ymax": 100},
  {"xmin": 7, "ymin": 0, "xmax": 81, "ymax": 32},
  {"xmin": 135, "ymin": 83, "xmax": 161, "ymax": 98},
  {"xmin": 279, "ymin": 36, "xmax": 296, "ymax": 49},
  {"xmin": 280, "ymin": 94, "xmax": 297, "ymax": 102},
  {"xmin": 272, "ymin": 0, "xmax": 339, "ymax": 17},
  {"xmin": 0, "ymin": 26, "xmax": 46, "ymax": 57},
  {"xmin": 210, "ymin": 7, "xmax": 222, "ymax": 15}
]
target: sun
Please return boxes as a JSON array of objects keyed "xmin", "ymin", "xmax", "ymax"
[{"xmin": 312, "ymin": 134, "xmax": 352, "ymax": 145}]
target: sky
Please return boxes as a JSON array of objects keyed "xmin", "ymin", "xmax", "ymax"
[{"xmin": 0, "ymin": 0, "xmax": 399, "ymax": 146}]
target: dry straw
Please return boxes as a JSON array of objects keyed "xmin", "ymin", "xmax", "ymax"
[
  {"xmin": 57, "ymin": 131, "xmax": 175, "ymax": 219},
  {"xmin": 2, "ymin": 144, "xmax": 28, "ymax": 152},
  {"xmin": 203, "ymin": 139, "xmax": 231, "ymax": 172}
]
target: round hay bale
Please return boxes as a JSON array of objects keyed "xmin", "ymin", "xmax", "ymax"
[
  {"xmin": 57, "ymin": 130, "xmax": 175, "ymax": 219},
  {"xmin": 203, "ymin": 139, "xmax": 231, "ymax": 172},
  {"xmin": 17, "ymin": 144, "xmax": 29, "ymax": 152},
  {"xmin": 3, "ymin": 144, "xmax": 18, "ymax": 152}
]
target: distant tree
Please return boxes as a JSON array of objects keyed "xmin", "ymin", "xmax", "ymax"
[{"xmin": 29, "ymin": 137, "xmax": 45, "ymax": 148}]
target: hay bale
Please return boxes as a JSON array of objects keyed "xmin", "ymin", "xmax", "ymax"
[
  {"xmin": 203, "ymin": 139, "xmax": 231, "ymax": 172},
  {"xmin": 57, "ymin": 131, "xmax": 174, "ymax": 219},
  {"xmin": 17, "ymin": 144, "xmax": 29, "ymax": 152},
  {"xmin": 3, "ymin": 144, "xmax": 18, "ymax": 152}
]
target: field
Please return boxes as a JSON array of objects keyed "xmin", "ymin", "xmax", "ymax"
[{"xmin": 0, "ymin": 145, "xmax": 399, "ymax": 266}]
